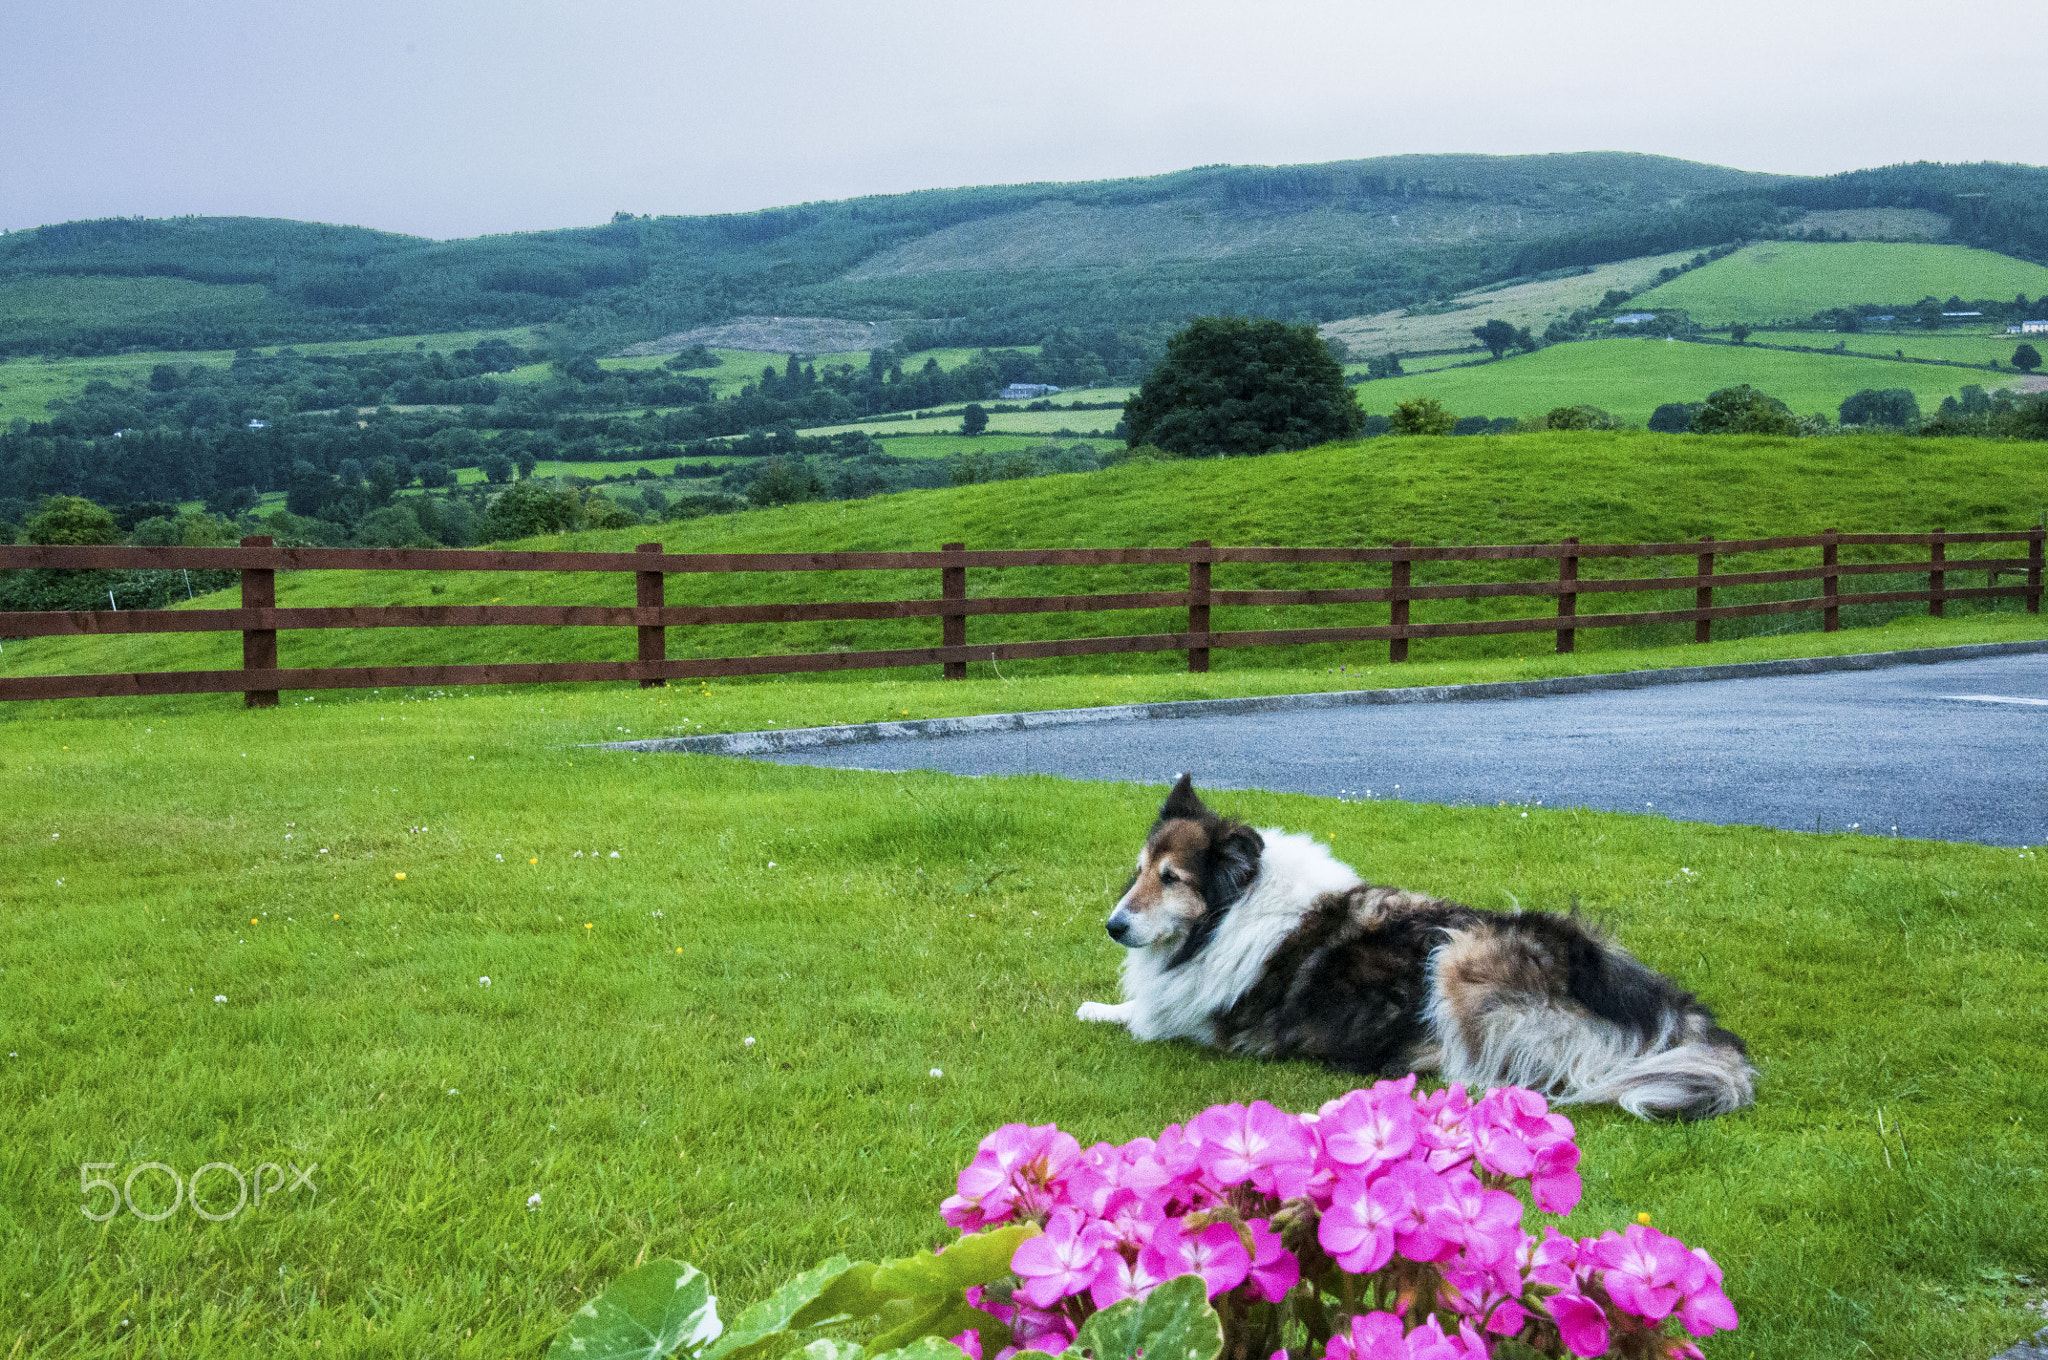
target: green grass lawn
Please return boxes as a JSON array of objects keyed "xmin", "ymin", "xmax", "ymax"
[
  {"xmin": 1, "ymin": 692, "xmax": 2042, "ymax": 1359},
  {"xmin": 1358, "ymin": 338, "xmax": 1988, "ymax": 424},
  {"xmin": 1633, "ymin": 242, "xmax": 2048, "ymax": 325}
]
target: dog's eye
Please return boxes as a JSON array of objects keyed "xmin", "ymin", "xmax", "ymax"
[{"xmin": 1158, "ymin": 868, "xmax": 1177, "ymax": 884}]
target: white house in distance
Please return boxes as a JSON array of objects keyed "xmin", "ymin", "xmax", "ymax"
[
  {"xmin": 999, "ymin": 382, "xmax": 1061, "ymax": 400},
  {"xmin": 2008, "ymin": 320, "xmax": 2048, "ymax": 334},
  {"xmin": 1610, "ymin": 313, "xmax": 1657, "ymax": 327}
]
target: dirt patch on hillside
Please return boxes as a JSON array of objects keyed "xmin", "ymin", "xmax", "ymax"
[
  {"xmin": 1790, "ymin": 208, "xmax": 1950, "ymax": 241},
  {"xmin": 617, "ymin": 316, "xmax": 915, "ymax": 357}
]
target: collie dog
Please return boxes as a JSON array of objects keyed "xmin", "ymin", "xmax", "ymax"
[{"xmin": 1077, "ymin": 776, "xmax": 1755, "ymax": 1121}]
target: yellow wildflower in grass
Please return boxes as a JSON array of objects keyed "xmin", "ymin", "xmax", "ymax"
[
  {"xmin": 1637, "ymin": 1212, "xmax": 1652, "ymax": 1225},
  {"xmin": 529, "ymin": 857, "xmax": 537, "ymax": 864},
  {"xmin": 394, "ymin": 872, "xmax": 406, "ymax": 881},
  {"xmin": 251, "ymin": 918, "xmax": 258, "ymax": 925},
  {"xmin": 584, "ymin": 923, "xmax": 594, "ymax": 930}
]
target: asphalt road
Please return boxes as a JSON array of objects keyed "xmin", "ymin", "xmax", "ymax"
[{"xmin": 756, "ymin": 654, "xmax": 2048, "ymax": 846}]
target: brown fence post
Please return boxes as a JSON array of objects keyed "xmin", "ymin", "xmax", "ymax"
[
  {"xmin": 1822, "ymin": 528, "xmax": 1840, "ymax": 632},
  {"xmin": 1389, "ymin": 540, "xmax": 1411, "ymax": 663},
  {"xmin": 1695, "ymin": 536, "xmax": 1715, "ymax": 644},
  {"xmin": 2029, "ymin": 524, "xmax": 2043, "ymax": 616},
  {"xmin": 1929, "ymin": 530, "xmax": 1946, "ymax": 619},
  {"xmin": 636, "ymin": 542, "xmax": 666, "ymax": 687},
  {"xmin": 1187, "ymin": 539, "xmax": 1211, "ymax": 673},
  {"xmin": 240, "ymin": 534, "xmax": 278, "ymax": 709},
  {"xmin": 941, "ymin": 541, "xmax": 967, "ymax": 679},
  {"xmin": 1555, "ymin": 537, "xmax": 1579, "ymax": 654}
]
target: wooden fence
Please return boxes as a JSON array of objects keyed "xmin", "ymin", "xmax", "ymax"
[{"xmin": 1, "ymin": 528, "xmax": 2040, "ymax": 706}]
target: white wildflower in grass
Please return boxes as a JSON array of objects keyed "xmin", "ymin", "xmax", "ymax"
[
  {"xmin": 479, "ymin": 977, "xmax": 491, "ymax": 987},
  {"xmin": 526, "ymin": 1193, "xmax": 542, "ymax": 1210},
  {"xmin": 743, "ymin": 1036, "xmax": 755, "ymax": 1047},
  {"xmin": 214, "ymin": 995, "xmax": 226, "ymax": 1004},
  {"xmin": 608, "ymin": 851, "xmax": 620, "ymax": 859},
  {"xmin": 447, "ymin": 1089, "xmax": 458, "ymax": 1096},
  {"xmin": 930, "ymin": 1068, "xmax": 943, "ymax": 1078}
]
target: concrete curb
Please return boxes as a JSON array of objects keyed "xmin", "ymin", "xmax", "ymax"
[{"xmin": 597, "ymin": 638, "xmax": 2048, "ymax": 757}]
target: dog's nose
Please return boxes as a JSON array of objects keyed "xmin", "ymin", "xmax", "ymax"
[{"xmin": 1106, "ymin": 917, "xmax": 1131, "ymax": 944}]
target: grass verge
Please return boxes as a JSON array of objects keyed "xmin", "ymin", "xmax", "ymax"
[
  {"xmin": 1, "ymin": 696, "xmax": 2043, "ymax": 1358},
  {"xmin": 3, "ymin": 608, "xmax": 2042, "ymax": 731}
]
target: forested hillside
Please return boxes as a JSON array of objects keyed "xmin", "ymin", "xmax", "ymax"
[{"xmin": 0, "ymin": 154, "xmax": 1789, "ymax": 355}]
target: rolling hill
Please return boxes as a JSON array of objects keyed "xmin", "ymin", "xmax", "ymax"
[
  {"xmin": 1631, "ymin": 242, "xmax": 2048, "ymax": 323},
  {"xmin": 1, "ymin": 153, "xmax": 1792, "ymax": 356},
  {"xmin": 1349, "ymin": 335, "xmax": 2004, "ymax": 425}
]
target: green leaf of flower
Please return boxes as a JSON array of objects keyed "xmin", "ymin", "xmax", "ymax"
[
  {"xmin": 863, "ymin": 1337, "xmax": 973, "ymax": 1360},
  {"xmin": 868, "ymin": 1225, "xmax": 1038, "ymax": 1297},
  {"xmin": 547, "ymin": 1259, "xmax": 722, "ymax": 1360},
  {"xmin": 1072, "ymin": 1275, "xmax": 1220, "ymax": 1360},
  {"xmin": 703, "ymin": 1256, "xmax": 857, "ymax": 1360}
]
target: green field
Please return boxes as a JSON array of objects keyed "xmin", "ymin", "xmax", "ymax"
[
  {"xmin": 1759, "ymin": 330, "xmax": 2038, "ymax": 368},
  {"xmin": 1358, "ymin": 336, "xmax": 1991, "ymax": 423},
  {"xmin": 1323, "ymin": 250, "xmax": 1702, "ymax": 356},
  {"xmin": 802, "ymin": 408, "xmax": 1123, "ymax": 438},
  {"xmin": 0, "ymin": 328, "xmax": 546, "ymax": 427},
  {"xmin": 10, "ymin": 430, "xmax": 2046, "ymax": 692},
  {"xmin": 1633, "ymin": 242, "xmax": 2048, "ymax": 324},
  {"xmin": 2, "ymin": 662, "xmax": 2044, "ymax": 1359}
]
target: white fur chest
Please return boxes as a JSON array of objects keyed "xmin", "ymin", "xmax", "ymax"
[{"xmin": 1119, "ymin": 830, "xmax": 1361, "ymax": 1045}]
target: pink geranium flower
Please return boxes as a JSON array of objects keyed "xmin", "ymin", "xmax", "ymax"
[
  {"xmin": 1326, "ymin": 1311, "xmax": 1407, "ymax": 1360},
  {"xmin": 1373, "ymin": 1160, "xmax": 1459, "ymax": 1264},
  {"xmin": 1319, "ymin": 1170, "xmax": 1400, "ymax": 1274},
  {"xmin": 1586, "ymin": 1224, "xmax": 1694, "ymax": 1321},
  {"xmin": 1006, "ymin": 1303, "xmax": 1076, "ymax": 1356},
  {"xmin": 1012, "ymin": 1207, "xmax": 1118, "ymax": 1306},
  {"xmin": 1089, "ymin": 1246, "xmax": 1168, "ymax": 1309},
  {"xmin": 1317, "ymin": 1085, "xmax": 1422, "ymax": 1175},
  {"xmin": 1442, "ymin": 1256, "xmax": 1530, "ymax": 1336},
  {"xmin": 1244, "ymin": 1217, "xmax": 1300, "ymax": 1302},
  {"xmin": 1430, "ymin": 1169, "xmax": 1526, "ymax": 1266},
  {"xmin": 1138, "ymin": 1218, "xmax": 1251, "ymax": 1299},
  {"xmin": 1676, "ymin": 1246, "xmax": 1740, "ymax": 1338},
  {"xmin": 1192, "ymin": 1101, "xmax": 1315, "ymax": 1195},
  {"xmin": 948, "ymin": 1329, "xmax": 983, "ymax": 1360},
  {"xmin": 1544, "ymin": 1292, "xmax": 1610, "ymax": 1358}
]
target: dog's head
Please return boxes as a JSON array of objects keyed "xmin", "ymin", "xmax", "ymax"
[{"xmin": 1106, "ymin": 774, "xmax": 1264, "ymax": 964}]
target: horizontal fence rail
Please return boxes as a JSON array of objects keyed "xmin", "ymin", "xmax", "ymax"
[{"xmin": 2, "ymin": 528, "xmax": 2041, "ymax": 706}]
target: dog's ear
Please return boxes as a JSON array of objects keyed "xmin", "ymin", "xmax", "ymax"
[
  {"xmin": 1161, "ymin": 773, "xmax": 1207, "ymax": 822},
  {"xmin": 1203, "ymin": 822, "xmax": 1264, "ymax": 909}
]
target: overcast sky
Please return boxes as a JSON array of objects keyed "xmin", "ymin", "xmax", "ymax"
[{"xmin": 4, "ymin": 0, "xmax": 2040, "ymax": 240}]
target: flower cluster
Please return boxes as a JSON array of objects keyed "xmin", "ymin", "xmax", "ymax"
[{"xmin": 939, "ymin": 1078, "xmax": 1735, "ymax": 1360}]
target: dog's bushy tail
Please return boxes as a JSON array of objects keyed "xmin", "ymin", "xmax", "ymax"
[{"xmin": 1425, "ymin": 914, "xmax": 1755, "ymax": 1121}]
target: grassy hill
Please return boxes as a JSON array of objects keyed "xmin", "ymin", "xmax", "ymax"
[
  {"xmin": 1319, "ymin": 250, "xmax": 1700, "ymax": 356},
  {"xmin": 7, "ymin": 430, "xmax": 2043, "ymax": 690},
  {"xmin": 1354, "ymin": 335, "xmax": 2003, "ymax": 423},
  {"xmin": 1633, "ymin": 242, "xmax": 2048, "ymax": 323}
]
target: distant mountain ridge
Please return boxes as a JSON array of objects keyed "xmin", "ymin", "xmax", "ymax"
[{"xmin": 3, "ymin": 154, "xmax": 2045, "ymax": 357}]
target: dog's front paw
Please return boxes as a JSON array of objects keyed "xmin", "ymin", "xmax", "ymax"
[{"xmin": 1076, "ymin": 1000, "xmax": 1132, "ymax": 1025}]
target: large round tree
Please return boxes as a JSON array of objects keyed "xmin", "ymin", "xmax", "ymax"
[{"xmin": 1124, "ymin": 317, "xmax": 1362, "ymax": 456}]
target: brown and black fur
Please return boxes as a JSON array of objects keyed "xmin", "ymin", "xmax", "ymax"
[{"xmin": 1080, "ymin": 776, "xmax": 1756, "ymax": 1121}]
